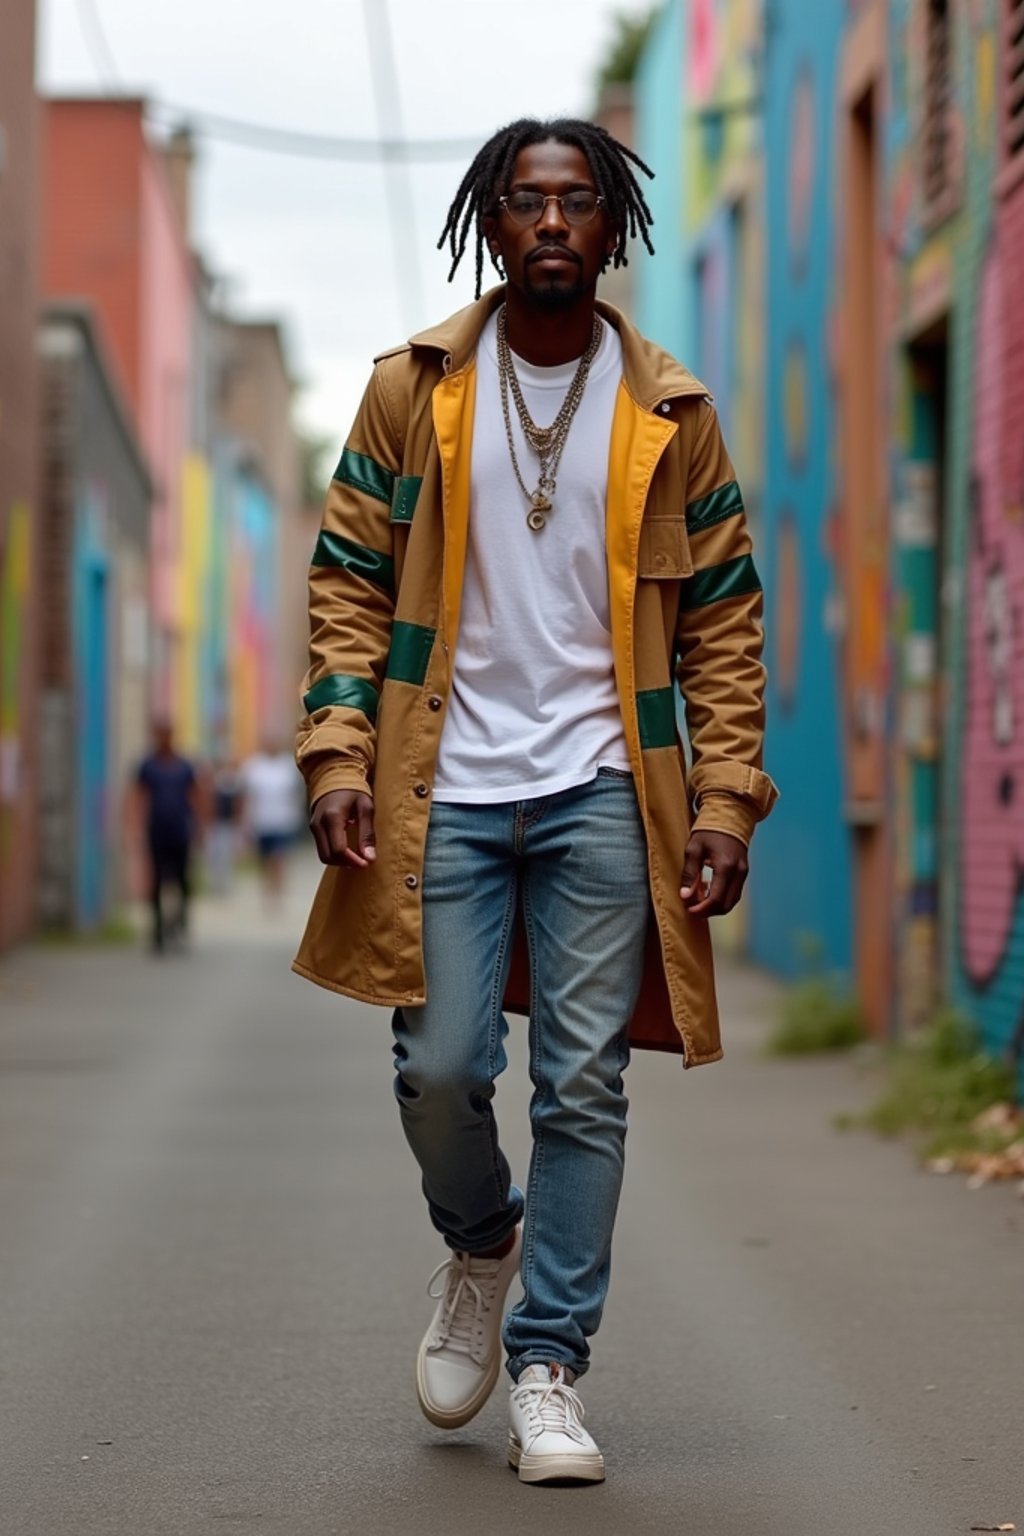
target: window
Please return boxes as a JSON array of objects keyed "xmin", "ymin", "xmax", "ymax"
[
  {"xmin": 1005, "ymin": 0, "xmax": 1024, "ymax": 164},
  {"xmin": 922, "ymin": 0, "xmax": 953, "ymax": 210}
]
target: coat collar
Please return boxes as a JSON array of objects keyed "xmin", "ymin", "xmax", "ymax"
[{"xmin": 407, "ymin": 285, "xmax": 711, "ymax": 413}]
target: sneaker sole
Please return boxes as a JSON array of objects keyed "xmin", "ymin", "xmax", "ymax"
[
  {"xmin": 415, "ymin": 1346, "xmax": 502, "ymax": 1430},
  {"xmin": 508, "ymin": 1436, "xmax": 605, "ymax": 1484}
]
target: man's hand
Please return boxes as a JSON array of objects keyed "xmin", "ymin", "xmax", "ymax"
[
  {"xmin": 309, "ymin": 790, "xmax": 376, "ymax": 868},
  {"xmin": 680, "ymin": 830, "xmax": 748, "ymax": 917}
]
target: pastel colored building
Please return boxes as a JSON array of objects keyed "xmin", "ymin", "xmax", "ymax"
[
  {"xmin": 636, "ymin": 0, "xmax": 1024, "ymax": 1076},
  {"xmin": 36, "ymin": 304, "xmax": 151, "ymax": 929},
  {"xmin": 41, "ymin": 97, "xmax": 195, "ymax": 725}
]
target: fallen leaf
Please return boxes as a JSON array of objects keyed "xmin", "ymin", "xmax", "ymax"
[{"xmin": 969, "ymin": 1524, "xmax": 1015, "ymax": 1531}]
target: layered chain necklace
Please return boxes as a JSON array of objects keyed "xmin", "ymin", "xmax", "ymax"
[{"xmin": 496, "ymin": 304, "xmax": 603, "ymax": 531}]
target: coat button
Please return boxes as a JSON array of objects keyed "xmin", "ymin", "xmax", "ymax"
[
  {"xmin": 414, "ymin": 782, "xmax": 429, "ymax": 798},
  {"xmin": 404, "ymin": 874, "xmax": 418, "ymax": 889},
  {"xmin": 655, "ymin": 552, "xmax": 667, "ymax": 568},
  {"xmin": 660, "ymin": 401, "xmax": 671, "ymax": 414},
  {"xmin": 427, "ymin": 695, "xmax": 443, "ymax": 711}
]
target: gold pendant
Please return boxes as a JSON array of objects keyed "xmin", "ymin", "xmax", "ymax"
[{"xmin": 527, "ymin": 490, "xmax": 551, "ymax": 532}]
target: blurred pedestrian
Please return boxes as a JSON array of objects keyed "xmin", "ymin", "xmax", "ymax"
[
  {"xmin": 295, "ymin": 119, "xmax": 777, "ymax": 1482},
  {"xmin": 135, "ymin": 721, "xmax": 198, "ymax": 954},
  {"xmin": 240, "ymin": 740, "xmax": 302, "ymax": 903},
  {"xmin": 206, "ymin": 757, "xmax": 243, "ymax": 896}
]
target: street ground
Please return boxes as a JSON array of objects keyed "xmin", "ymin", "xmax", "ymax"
[{"xmin": 0, "ymin": 856, "xmax": 1021, "ymax": 1536}]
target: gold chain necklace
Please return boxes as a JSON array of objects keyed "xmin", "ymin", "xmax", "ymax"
[{"xmin": 496, "ymin": 305, "xmax": 603, "ymax": 531}]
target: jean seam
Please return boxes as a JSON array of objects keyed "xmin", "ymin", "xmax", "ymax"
[
  {"xmin": 485, "ymin": 863, "xmax": 518, "ymax": 1210},
  {"xmin": 517, "ymin": 875, "xmax": 545, "ymax": 1328}
]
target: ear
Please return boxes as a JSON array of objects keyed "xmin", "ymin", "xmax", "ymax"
[
  {"xmin": 482, "ymin": 213, "xmax": 499, "ymax": 253},
  {"xmin": 604, "ymin": 222, "xmax": 619, "ymax": 259}
]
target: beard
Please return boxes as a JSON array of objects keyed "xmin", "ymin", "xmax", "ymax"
[{"xmin": 523, "ymin": 266, "xmax": 588, "ymax": 310}]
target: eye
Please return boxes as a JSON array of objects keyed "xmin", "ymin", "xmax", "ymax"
[
  {"xmin": 507, "ymin": 193, "xmax": 543, "ymax": 217},
  {"xmin": 563, "ymin": 193, "xmax": 598, "ymax": 217}
]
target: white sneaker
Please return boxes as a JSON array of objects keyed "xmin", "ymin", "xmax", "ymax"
[
  {"xmin": 508, "ymin": 1363, "xmax": 605, "ymax": 1483},
  {"xmin": 416, "ymin": 1228, "xmax": 522, "ymax": 1429}
]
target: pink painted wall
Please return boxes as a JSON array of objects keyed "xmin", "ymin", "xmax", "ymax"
[{"xmin": 138, "ymin": 142, "xmax": 193, "ymax": 704}]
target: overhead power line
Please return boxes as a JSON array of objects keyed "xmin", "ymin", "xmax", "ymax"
[
  {"xmin": 361, "ymin": 0, "xmax": 426, "ymax": 329},
  {"xmin": 75, "ymin": 0, "xmax": 483, "ymax": 163},
  {"xmin": 146, "ymin": 100, "xmax": 482, "ymax": 163}
]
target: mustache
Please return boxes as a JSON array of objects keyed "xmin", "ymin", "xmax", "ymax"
[{"xmin": 526, "ymin": 245, "xmax": 581, "ymax": 266}]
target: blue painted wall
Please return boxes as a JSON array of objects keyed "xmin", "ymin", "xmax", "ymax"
[
  {"xmin": 634, "ymin": 0, "xmax": 689, "ymax": 360},
  {"xmin": 746, "ymin": 0, "xmax": 852, "ymax": 978}
]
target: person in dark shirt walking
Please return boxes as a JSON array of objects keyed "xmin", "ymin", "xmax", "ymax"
[{"xmin": 136, "ymin": 722, "xmax": 198, "ymax": 953}]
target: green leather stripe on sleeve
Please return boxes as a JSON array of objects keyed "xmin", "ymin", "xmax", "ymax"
[
  {"xmin": 681, "ymin": 553, "xmax": 762, "ymax": 610},
  {"xmin": 685, "ymin": 480, "xmax": 744, "ymax": 535},
  {"xmin": 390, "ymin": 475, "xmax": 422, "ymax": 524},
  {"xmin": 333, "ymin": 447, "xmax": 395, "ymax": 505},
  {"xmin": 637, "ymin": 686, "xmax": 677, "ymax": 750},
  {"xmin": 385, "ymin": 620, "xmax": 436, "ymax": 686},
  {"xmin": 311, "ymin": 530, "xmax": 395, "ymax": 593},
  {"xmin": 303, "ymin": 673, "xmax": 380, "ymax": 721}
]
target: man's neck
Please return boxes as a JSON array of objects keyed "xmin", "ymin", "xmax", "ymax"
[{"xmin": 502, "ymin": 286, "xmax": 599, "ymax": 367}]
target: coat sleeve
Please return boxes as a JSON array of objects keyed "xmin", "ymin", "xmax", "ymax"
[
  {"xmin": 673, "ymin": 401, "xmax": 779, "ymax": 846},
  {"xmin": 295, "ymin": 361, "xmax": 402, "ymax": 808}
]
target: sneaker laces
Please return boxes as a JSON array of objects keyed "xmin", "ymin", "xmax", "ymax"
[
  {"xmin": 426, "ymin": 1252, "xmax": 503, "ymax": 1359},
  {"xmin": 512, "ymin": 1370, "xmax": 588, "ymax": 1445}
]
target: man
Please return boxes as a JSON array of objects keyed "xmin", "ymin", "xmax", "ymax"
[
  {"xmin": 293, "ymin": 118, "xmax": 777, "ymax": 1483},
  {"xmin": 240, "ymin": 739, "xmax": 302, "ymax": 904},
  {"xmin": 136, "ymin": 721, "xmax": 198, "ymax": 953}
]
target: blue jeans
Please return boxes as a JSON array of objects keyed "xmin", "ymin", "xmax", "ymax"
[{"xmin": 392, "ymin": 768, "xmax": 649, "ymax": 1381}]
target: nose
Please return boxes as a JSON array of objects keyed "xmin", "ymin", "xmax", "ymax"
[{"xmin": 536, "ymin": 196, "xmax": 570, "ymax": 235}]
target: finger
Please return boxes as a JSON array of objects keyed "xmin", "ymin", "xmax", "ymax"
[
  {"xmin": 322, "ymin": 807, "xmax": 367, "ymax": 868},
  {"xmin": 679, "ymin": 842, "xmax": 706, "ymax": 899},
  {"xmin": 356, "ymin": 798, "xmax": 376, "ymax": 862},
  {"xmin": 688, "ymin": 863, "xmax": 730, "ymax": 917}
]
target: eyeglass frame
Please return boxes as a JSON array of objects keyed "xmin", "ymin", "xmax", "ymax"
[{"xmin": 497, "ymin": 192, "xmax": 607, "ymax": 227}]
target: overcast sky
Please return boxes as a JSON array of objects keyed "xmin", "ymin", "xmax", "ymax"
[{"xmin": 38, "ymin": 0, "xmax": 654, "ymax": 447}]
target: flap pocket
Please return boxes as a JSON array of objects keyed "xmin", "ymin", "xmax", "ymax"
[{"xmin": 637, "ymin": 516, "xmax": 693, "ymax": 579}]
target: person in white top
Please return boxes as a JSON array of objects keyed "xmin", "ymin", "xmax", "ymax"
[
  {"xmin": 241, "ymin": 741, "xmax": 302, "ymax": 901},
  {"xmin": 305, "ymin": 119, "xmax": 772, "ymax": 1484}
]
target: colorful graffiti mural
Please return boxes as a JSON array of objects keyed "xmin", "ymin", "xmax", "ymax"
[{"xmin": 956, "ymin": 226, "xmax": 1024, "ymax": 1066}]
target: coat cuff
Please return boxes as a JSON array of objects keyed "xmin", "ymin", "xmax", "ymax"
[
  {"xmin": 304, "ymin": 759, "xmax": 373, "ymax": 810},
  {"xmin": 691, "ymin": 791, "xmax": 759, "ymax": 847}
]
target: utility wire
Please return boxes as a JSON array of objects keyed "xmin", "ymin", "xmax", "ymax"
[
  {"xmin": 147, "ymin": 101, "xmax": 482, "ymax": 163},
  {"xmin": 75, "ymin": 0, "xmax": 122, "ymax": 86},
  {"xmin": 74, "ymin": 0, "xmax": 482, "ymax": 163},
  {"xmin": 361, "ymin": 0, "xmax": 427, "ymax": 330}
]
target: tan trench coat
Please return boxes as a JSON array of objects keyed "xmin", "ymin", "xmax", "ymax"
[{"xmin": 292, "ymin": 288, "xmax": 778, "ymax": 1065}]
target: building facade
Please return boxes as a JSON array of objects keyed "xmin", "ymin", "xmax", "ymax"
[
  {"xmin": 636, "ymin": 0, "xmax": 1024, "ymax": 1073},
  {"xmin": 41, "ymin": 98, "xmax": 195, "ymax": 730},
  {"xmin": 0, "ymin": 0, "xmax": 41, "ymax": 950},
  {"xmin": 36, "ymin": 304, "xmax": 152, "ymax": 930}
]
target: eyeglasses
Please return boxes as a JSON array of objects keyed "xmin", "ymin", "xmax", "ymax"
[{"xmin": 498, "ymin": 191, "xmax": 606, "ymax": 227}]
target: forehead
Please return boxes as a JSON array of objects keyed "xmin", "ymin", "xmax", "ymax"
[{"xmin": 509, "ymin": 140, "xmax": 595, "ymax": 188}]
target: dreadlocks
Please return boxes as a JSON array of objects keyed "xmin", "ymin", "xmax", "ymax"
[{"xmin": 438, "ymin": 118, "xmax": 656, "ymax": 299}]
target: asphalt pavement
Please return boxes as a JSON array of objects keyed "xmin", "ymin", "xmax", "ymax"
[{"xmin": 0, "ymin": 856, "xmax": 1021, "ymax": 1536}]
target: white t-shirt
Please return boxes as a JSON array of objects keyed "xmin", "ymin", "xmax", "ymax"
[
  {"xmin": 241, "ymin": 752, "xmax": 302, "ymax": 835},
  {"xmin": 432, "ymin": 311, "xmax": 630, "ymax": 804}
]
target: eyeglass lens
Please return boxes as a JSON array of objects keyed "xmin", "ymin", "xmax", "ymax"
[{"xmin": 503, "ymin": 193, "xmax": 601, "ymax": 226}]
